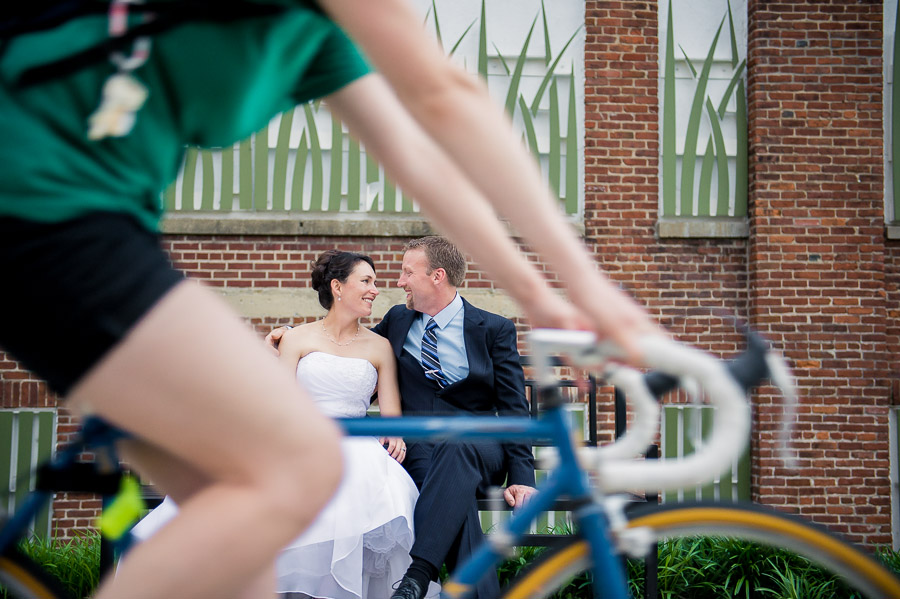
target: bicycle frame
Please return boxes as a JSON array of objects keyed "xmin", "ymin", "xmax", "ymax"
[{"xmin": 339, "ymin": 403, "xmax": 630, "ymax": 599}]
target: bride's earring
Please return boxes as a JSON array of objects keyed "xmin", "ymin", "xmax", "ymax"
[{"xmin": 338, "ymin": 296, "xmax": 342, "ymax": 301}]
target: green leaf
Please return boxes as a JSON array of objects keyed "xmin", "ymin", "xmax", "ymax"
[
  {"xmin": 477, "ymin": 0, "xmax": 488, "ymax": 79},
  {"xmin": 504, "ymin": 14, "xmax": 539, "ymax": 117},
  {"xmin": 680, "ymin": 15, "xmax": 726, "ymax": 217},
  {"xmin": 253, "ymin": 125, "xmax": 269, "ymax": 210},
  {"xmin": 272, "ymin": 108, "xmax": 294, "ymax": 211},
  {"xmin": 290, "ymin": 130, "xmax": 308, "ymax": 212},
  {"xmin": 529, "ymin": 24, "xmax": 582, "ymax": 116},
  {"xmin": 219, "ymin": 143, "xmax": 234, "ymax": 211},
  {"xmin": 303, "ymin": 103, "xmax": 324, "ymax": 211},
  {"xmin": 430, "ymin": 0, "xmax": 442, "ymax": 48},
  {"xmin": 518, "ymin": 95, "xmax": 540, "ymax": 159},
  {"xmin": 181, "ymin": 147, "xmax": 198, "ymax": 212},
  {"xmin": 328, "ymin": 116, "xmax": 343, "ymax": 211},
  {"xmin": 661, "ymin": 0, "xmax": 677, "ymax": 216},
  {"xmin": 450, "ymin": 19, "xmax": 477, "ymax": 57}
]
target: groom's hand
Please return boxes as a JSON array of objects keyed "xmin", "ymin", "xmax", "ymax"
[
  {"xmin": 504, "ymin": 484, "xmax": 537, "ymax": 509},
  {"xmin": 264, "ymin": 326, "xmax": 290, "ymax": 356}
]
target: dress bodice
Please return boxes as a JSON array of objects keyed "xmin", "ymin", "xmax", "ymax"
[{"xmin": 296, "ymin": 352, "xmax": 378, "ymax": 418}]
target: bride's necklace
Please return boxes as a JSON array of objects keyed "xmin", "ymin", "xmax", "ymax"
[{"xmin": 321, "ymin": 320, "xmax": 360, "ymax": 346}]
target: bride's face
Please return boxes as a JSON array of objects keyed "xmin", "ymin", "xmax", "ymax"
[{"xmin": 337, "ymin": 261, "xmax": 379, "ymax": 317}]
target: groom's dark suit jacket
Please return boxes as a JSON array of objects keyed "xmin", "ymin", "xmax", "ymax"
[{"xmin": 372, "ymin": 298, "xmax": 535, "ymax": 487}]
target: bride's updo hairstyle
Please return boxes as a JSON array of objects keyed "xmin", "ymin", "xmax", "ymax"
[{"xmin": 311, "ymin": 250, "xmax": 376, "ymax": 310}]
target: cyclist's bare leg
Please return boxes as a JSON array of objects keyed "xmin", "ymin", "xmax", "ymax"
[
  {"xmin": 67, "ymin": 281, "xmax": 342, "ymax": 599},
  {"xmin": 117, "ymin": 438, "xmax": 212, "ymax": 501},
  {"xmin": 119, "ymin": 441, "xmax": 279, "ymax": 598}
]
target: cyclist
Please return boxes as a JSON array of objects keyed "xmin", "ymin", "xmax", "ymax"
[{"xmin": 0, "ymin": 2, "xmax": 656, "ymax": 598}]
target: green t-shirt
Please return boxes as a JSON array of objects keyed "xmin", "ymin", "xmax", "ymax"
[{"xmin": 0, "ymin": 3, "xmax": 370, "ymax": 230}]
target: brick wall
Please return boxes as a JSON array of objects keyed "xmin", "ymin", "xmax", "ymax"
[
  {"xmin": 746, "ymin": 0, "xmax": 890, "ymax": 545},
  {"xmin": 0, "ymin": 0, "xmax": 897, "ymax": 548}
]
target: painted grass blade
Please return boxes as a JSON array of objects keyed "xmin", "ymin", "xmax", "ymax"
[
  {"xmin": 530, "ymin": 26, "xmax": 581, "ymax": 116},
  {"xmin": 162, "ymin": 181, "xmax": 176, "ymax": 211},
  {"xmin": 541, "ymin": 0, "xmax": 551, "ymax": 67},
  {"xmin": 548, "ymin": 77, "xmax": 561, "ymax": 198},
  {"xmin": 181, "ymin": 147, "xmax": 198, "ymax": 211},
  {"xmin": 347, "ymin": 136, "xmax": 360, "ymax": 211},
  {"xmin": 565, "ymin": 64, "xmax": 578, "ymax": 214},
  {"xmin": 680, "ymin": 16, "xmax": 726, "ymax": 217},
  {"xmin": 698, "ymin": 139, "xmax": 715, "ymax": 216},
  {"xmin": 450, "ymin": 19, "xmax": 476, "ymax": 57},
  {"xmin": 366, "ymin": 153, "xmax": 381, "ymax": 212},
  {"xmin": 430, "ymin": 0, "xmax": 442, "ymax": 49},
  {"xmin": 253, "ymin": 125, "xmax": 269, "ymax": 211},
  {"xmin": 478, "ymin": 0, "xmax": 488, "ymax": 79},
  {"xmin": 220, "ymin": 143, "xmax": 234, "ymax": 211},
  {"xmin": 504, "ymin": 14, "xmax": 538, "ymax": 117},
  {"xmin": 679, "ymin": 45, "xmax": 698, "ymax": 78},
  {"xmin": 518, "ymin": 95, "xmax": 540, "ymax": 159},
  {"xmin": 728, "ymin": 0, "xmax": 748, "ymax": 217},
  {"xmin": 705, "ymin": 98, "xmax": 730, "ymax": 216},
  {"xmin": 716, "ymin": 59, "xmax": 746, "ymax": 118},
  {"xmin": 328, "ymin": 116, "xmax": 344, "ymax": 211},
  {"xmin": 662, "ymin": 0, "xmax": 677, "ymax": 216},
  {"xmin": 272, "ymin": 108, "xmax": 294, "ymax": 211},
  {"xmin": 303, "ymin": 103, "xmax": 324, "ymax": 211},
  {"xmin": 200, "ymin": 149, "xmax": 215, "ymax": 210},
  {"xmin": 492, "ymin": 42, "xmax": 511, "ymax": 75},
  {"xmin": 290, "ymin": 130, "xmax": 308, "ymax": 212}
]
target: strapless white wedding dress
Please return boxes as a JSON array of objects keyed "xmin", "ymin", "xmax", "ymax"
[
  {"xmin": 277, "ymin": 351, "xmax": 427, "ymax": 599},
  {"xmin": 130, "ymin": 351, "xmax": 435, "ymax": 599}
]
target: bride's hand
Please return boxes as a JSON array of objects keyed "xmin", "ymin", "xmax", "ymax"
[{"xmin": 380, "ymin": 437, "xmax": 407, "ymax": 463}]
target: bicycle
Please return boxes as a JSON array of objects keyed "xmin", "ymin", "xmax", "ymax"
[{"xmin": 1, "ymin": 329, "xmax": 899, "ymax": 599}]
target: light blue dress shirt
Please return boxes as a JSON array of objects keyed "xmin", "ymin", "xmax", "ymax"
[{"xmin": 404, "ymin": 293, "xmax": 469, "ymax": 384}]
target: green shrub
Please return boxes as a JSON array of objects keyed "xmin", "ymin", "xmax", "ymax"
[
  {"xmin": 1, "ymin": 532, "xmax": 100, "ymax": 599},
  {"xmin": 494, "ymin": 535, "xmax": 899, "ymax": 599},
  {"xmin": 3, "ymin": 531, "xmax": 897, "ymax": 599}
]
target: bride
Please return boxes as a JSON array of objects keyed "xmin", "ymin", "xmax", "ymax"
[{"xmin": 131, "ymin": 250, "xmax": 435, "ymax": 599}]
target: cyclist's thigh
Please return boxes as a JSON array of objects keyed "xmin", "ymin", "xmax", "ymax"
[{"xmin": 68, "ymin": 280, "xmax": 342, "ymax": 490}]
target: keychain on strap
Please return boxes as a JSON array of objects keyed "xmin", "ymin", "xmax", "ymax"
[{"xmin": 87, "ymin": 0, "xmax": 152, "ymax": 140}]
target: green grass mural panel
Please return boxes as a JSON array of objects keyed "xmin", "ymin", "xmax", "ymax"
[{"xmin": 163, "ymin": 1, "xmax": 582, "ymax": 218}]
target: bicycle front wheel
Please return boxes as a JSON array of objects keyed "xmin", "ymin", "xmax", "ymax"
[
  {"xmin": 501, "ymin": 501, "xmax": 900, "ymax": 599},
  {"xmin": 0, "ymin": 547, "xmax": 71, "ymax": 599}
]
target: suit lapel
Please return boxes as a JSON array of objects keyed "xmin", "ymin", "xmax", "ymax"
[
  {"xmin": 461, "ymin": 298, "xmax": 486, "ymax": 379},
  {"xmin": 390, "ymin": 308, "xmax": 417, "ymax": 358}
]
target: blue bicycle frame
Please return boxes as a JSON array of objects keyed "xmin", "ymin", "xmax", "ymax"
[{"xmin": 339, "ymin": 402, "xmax": 630, "ymax": 599}]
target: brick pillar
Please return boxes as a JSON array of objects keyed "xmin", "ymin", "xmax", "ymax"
[
  {"xmin": 583, "ymin": 0, "xmax": 661, "ymax": 445},
  {"xmin": 747, "ymin": 0, "xmax": 890, "ymax": 544}
]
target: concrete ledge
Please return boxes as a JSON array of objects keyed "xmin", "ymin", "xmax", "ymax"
[
  {"xmin": 219, "ymin": 287, "xmax": 524, "ymax": 320},
  {"xmin": 657, "ymin": 217, "xmax": 749, "ymax": 239},
  {"xmin": 161, "ymin": 213, "xmax": 585, "ymax": 237},
  {"xmin": 886, "ymin": 225, "xmax": 900, "ymax": 240},
  {"xmin": 161, "ymin": 213, "xmax": 437, "ymax": 237}
]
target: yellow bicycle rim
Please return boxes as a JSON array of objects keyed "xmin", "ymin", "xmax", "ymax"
[
  {"xmin": 0, "ymin": 555, "xmax": 60, "ymax": 599},
  {"xmin": 503, "ymin": 504, "xmax": 900, "ymax": 599}
]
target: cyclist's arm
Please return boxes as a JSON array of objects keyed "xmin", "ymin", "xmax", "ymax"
[{"xmin": 320, "ymin": 0, "xmax": 657, "ymax": 359}]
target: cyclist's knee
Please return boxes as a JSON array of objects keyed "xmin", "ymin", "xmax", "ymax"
[{"xmin": 255, "ymin": 419, "xmax": 344, "ymax": 524}]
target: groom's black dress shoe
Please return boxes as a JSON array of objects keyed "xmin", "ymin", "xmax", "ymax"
[{"xmin": 391, "ymin": 576, "xmax": 426, "ymax": 599}]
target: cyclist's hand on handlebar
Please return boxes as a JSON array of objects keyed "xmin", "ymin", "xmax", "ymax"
[
  {"xmin": 264, "ymin": 326, "xmax": 290, "ymax": 356},
  {"xmin": 522, "ymin": 286, "xmax": 660, "ymax": 367},
  {"xmin": 504, "ymin": 484, "xmax": 537, "ymax": 509}
]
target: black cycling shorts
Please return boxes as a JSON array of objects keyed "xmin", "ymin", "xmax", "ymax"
[{"xmin": 0, "ymin": 212, "xmax": 184, "ymax": 395}]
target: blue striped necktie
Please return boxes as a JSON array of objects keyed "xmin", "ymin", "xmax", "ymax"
[{"xmin": 421, "ymin": 318, "xmax": 448, "ymax": 388}]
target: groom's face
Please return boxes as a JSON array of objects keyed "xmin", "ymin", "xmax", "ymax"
[{"xmin": 398, "ymin": 249, "xmax": 436, "ymax": 312}]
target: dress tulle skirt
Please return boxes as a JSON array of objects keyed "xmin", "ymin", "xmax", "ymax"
[
  {"xmin": 276, "ymin": 436, "xmax": 424, "ymax": 599},
  {"xmin": 129, "ymin": 436, "xmax": 436, "ymax": 599}
]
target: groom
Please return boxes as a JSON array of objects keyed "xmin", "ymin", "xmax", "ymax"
[{"xmin": 375, "ymin": 236, "xmax": 536, "ymax": 599}]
